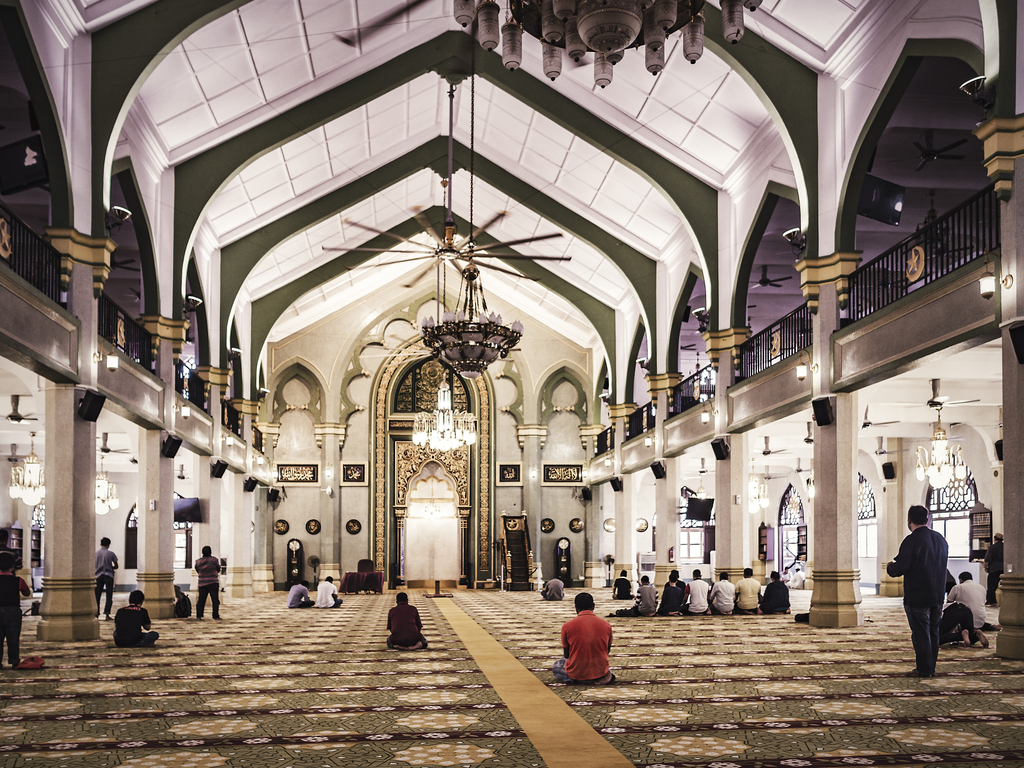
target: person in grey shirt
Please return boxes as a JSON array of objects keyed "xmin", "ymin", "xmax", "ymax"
[
  {"xmin": 541, "ymin": 578, "xmax": 564, "ymax": 601},
  {"xmin": 94, "ymin": 537, "xmax": 118, "ymax": 620}
]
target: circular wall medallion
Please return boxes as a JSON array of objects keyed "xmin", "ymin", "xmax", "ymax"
[
  {"xmin": 305, "ymin": 519, "xmax": 321, "ymax": 535},
  {"xmin": 569, "ymin": 517, "xmax": 583, "ymax": 533},
  {"xmin": 603, "ymin": 517, "xmax": 615, "ymax": 533},
  {"xmin": 541, "ymin": 518, "xmax": 555, "ymax": 533},
  {"xmin": 345, "ymin": 519, "xmax": 362, "ymax": 535},
  {"xmin": 635, "ymin": 517, "xmax": 649, "ymax": 533},
  {"xmin": 273, "ymin": 519, "xmax": 289, "ymax": 535}
]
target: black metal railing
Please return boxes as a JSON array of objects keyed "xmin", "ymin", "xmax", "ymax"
[
  {"xmin": 98, "ymin": 293, "xmax": 153, "ymax": 371},
  {"xmin": 848, "ymin": 185, "xmax": 999, "ymax": 322},
  {"xmin": 595, "ymin": 425, "xmax": 614, "ymax": 457},
  {"xmin": 739, "ymin": 303, "xmax": 813, "ymax": 380},
  {"xmin": 669, "ymin": 364, "xmax": 716, "ymax": 416},
  {"xmin": 0, "ymin": 201, "xmax": 63, "ymax": 306},
  {"xmin": 222, "ymin": 400, "xmax": 242, "ymax": 438},
  {"xmin": 625, "ymin": 401, "xmax": 655, "ymax": 442},
  {"xmin": 175, "ymin": 363, "xmax": 208, "ymax": 412},
  {"xmin": 252, "ymin": 425, "xmax": 264, "ymax": 454}
]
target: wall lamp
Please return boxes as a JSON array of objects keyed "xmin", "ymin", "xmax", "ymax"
[
  {"xmin": 980, "ymin": 257, "xmax": 1013, "ymax": 299},
  {"xmin": 700, "ymin": 406, "xmax": 718, "ymax": 424},
  {"xmin": 172, "ymin": 403, "xmax": 191, "ymax": 419},
  {"xmin": 782, "ymin": 227, "xmax": 806, "ymax": 254},
  {"xmin": 795, "ymin": 352, "xmax": 818, "ymax": 382},
  {"xmin": 94, "ymin": 351, "xmax": 119, "ymax": 371}
]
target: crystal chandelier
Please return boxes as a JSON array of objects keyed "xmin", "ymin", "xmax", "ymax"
[
  {"xmin": 9, "ymin": 432, "xmax": 44, "ymax": 507},
  {"xmin": 695, "ymin": 457, "xmax": 708, "ymax": 499},
  {"xmin": 805, "ymin": 470, "xmax": 815, "ymax": 499},
  {"xmin": 95, "ymin": 457, "xmax": 120, "ymax": 516},
  {"xmin": 412, "ymin": 379, "xmax": 478, "ymax": 451},
  {"xmin": 915, "ymin": 410, "xmax": 966, "ymax": 489},
  {"xmin": 748, "ymin": 462, "xmax": 769, "ymax": 513},
  {"xmin": 458, "ymin": 0, "xmax": 762, "ymax": 89}
]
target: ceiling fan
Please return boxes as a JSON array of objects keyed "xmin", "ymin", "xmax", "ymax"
[
  {"xmin": 6, "ymin": 395, "xmax": 37, "ymax": 423},
  {"xmin": 910, "ymin": 129, "xmax": 967, "ymax": 172},
  {"xmin": 926, "ymin": 378, "xmax": 979, "ymax": 409},
  {"xmin": 874, "ymin": 436, "xmax": 911, "ymax": 456},
  {"xmin": 110, "ymin": 255, "xmax": 140, "ymax": 272},
  {"xmin": 99, "ymin": 433, "xmax": 131, "ymax": 455},
  {"xmin": 803, "ymin": 421, "xmax": 813, "ymax": 444},
  {"xmin": 861, "ymin": 404, "xmax": 898, "ymax": 429},
  {"xmin": 761, "ymin": 436, "xmax": 787, "ymax": 456},
  {"xmin": 751, "ymin": 264, "xmax": 793, "ymax": 290},
  {"xmin": 335, "ymin": 0, "xmax": 433, "ymax": 47}
]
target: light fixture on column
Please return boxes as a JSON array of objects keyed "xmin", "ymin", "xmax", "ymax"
[
  {"xmin": 695, "ymin": 458, "xmax": 708, "ymax": 499},
  {"xmin": 748, "ymin": 460, "xmax": 768, "ymax": 513},
  {"xmin": 412, "ymin": 379, "xmax": 477, "ymax": 451},
  {"xmin": 806, "ymin": 471, "xmax": 815, "ymax": 499},
  {"xmin": 95, "ymin": 456, "xmax": 119, "ymax": 516},
  {"xmin": 979, "ymin": 256, "xmax": 1013, "ymax": 299},
  {"xmin": 9, "ymin": 432, "xmax": 44, "ymax": 507},
  {"xmin": 915, "ymin": 407, "xmax": 966, "ymax": 489}
]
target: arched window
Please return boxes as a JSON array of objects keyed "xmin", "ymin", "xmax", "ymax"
[
  {"xmin": 858, "ymin": 474, "xmax": 877, "ymax": 558},
  {"xmin": 778, "ymin": 484, "xmax": 804, "ymax": 526},
  {"xmin": 778, "ymin": 483, "xmax": 805, "ymax": 568},
  {"xmin": 927, "ymin": 466, "xmax": 977, "ymax": 559},
  {"xmin": 858, "ymin": 474, "xmax": 876, "ymax": 519},
  {"xmin": 125, "ymin": 506, "xmax": 138, "ymax": 569},
  {"xmin": 394, "ymin": 359, "xmax": 469, "ymax": 414}
]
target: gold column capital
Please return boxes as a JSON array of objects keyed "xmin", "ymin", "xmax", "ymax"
[
  {"xmin": 701, "ymin": 327, "xmax": 749, "ymax": 370},
  {"xmin": 140, "ymin": 316, "xmax": 190, "ymax": 359},
  {"xmin": 197, "ymin": 366, "xmax": 231, "ymax": 387},
  {"xmin": 795, "ymin": 251, "xmax": 862, "ymax": 313},
  {"xmin": 605, "ymin": 403, "xmax": 636, "ymax": 420},
  {"xmin": 516, "ymin": 423, "xmax": 548, "ymax": 449},
  {"xmin": 44, "ymin": 227, "xmax": 117, "ymax": 297},
  {"xmin": 646, "ymin": 373, "xmax": 682, "ymax": 394},
  {"xmin": 975, "ymin": 115, "xmax": 1024, "ymax": 200},
  {"xmin": 228, "ymin": 398, "xmax": 259, "ymax": 418}
]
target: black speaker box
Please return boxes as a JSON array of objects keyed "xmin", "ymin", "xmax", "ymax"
[
  {"xmin": 995, "ymin": 439, "xmax": 1003, "ymax": 462},
  {"xmin": 882, "ymin": 461, "xmax": 896, "ymax": 480},
  {"xmin": 650, "ymin": 461, "xmax": 666, "ymax": 479},
  {"xmin": 160, "ymin": 434, "xmax": 182, "ymax": 458},
  {"xmin": 812, "ymin": 396, "xmax": 835, "ymax": 426},
  {"xmin": 610, "ymin": 477, "xmax": 623, "ymax": 492},
  {"xmin": 211, "ymin": 459, "xmax": 228, "ymax": 478},
  {"xmin": 580, "ymin": 487, "xmax": 592, "ymax": 502},
  {"xmin": 243, "ymin": 476, "xmax": 258, "ymax": 493},
  {"xmin": 711, "ymin": 437, "xmax": 730, "ymax": 461},
  {"xmin": 268, "ymin": 488, "xmax": 281, "ymax": 503},
  {"xmin": 77, "ymin": 390, "xmax": 106, "ymax": 421},
  {"xmin": 1009, "ymin": 322, "xmax": 1024, "ymax": 365}
]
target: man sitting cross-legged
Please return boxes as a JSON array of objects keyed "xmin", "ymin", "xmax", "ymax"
[
  {"xmin": 553, "ymin": 592, "xmax": 615, "ymax": 685},
  {"xmin": 387, "ymin": 592, "xmax": 428, "ymax": 650}
]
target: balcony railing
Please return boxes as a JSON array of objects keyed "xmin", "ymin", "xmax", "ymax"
[
  {"xmin": 739, "ymin": 303, "xmax": 812, "ymax": 380},
  {"xmin": 668, "ymin": 364, "xmax": 715, "ymax": 417},
  {"xmin": 848, "ymin": 185, "xmax": 999, "ymax": 322},
  {"xmin": 252, "ymin": 425, "xmax": 264, "ymax": 454},
  {"xmin": 222, "ymin": 400, "xmax": 243, "ymax": 438},
  {"xmin": 625, "ymin": 401, "xmax": 656, "ymax": 442},
  {"xmin": 595, "ymin": 425, "xmax": 614, "ymax": 457},
  {"xmin": 175, "ymin": 363, "xmax": 209, "ymax": 413},
  {"xmin": 98, "ymin": 293, "xmax": 153, "ymax": 371},
  {"xmin": 0, "ymin": 201, "xmax": 63, "ymax": 306}
]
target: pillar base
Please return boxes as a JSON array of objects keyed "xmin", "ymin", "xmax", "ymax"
[
  {"xmin": 137, "ymin": 571, "xmax": 176, "ymax": 619},
  {"xmin": 654, "ymin": 564, "xmax": 677, "ymax": 587},
  {"xmin": 224, "ymin": 565, "xmax": 253, "ymax": 599},
  {"xmin": 613, "ymin": 562, "xmax": 636, "ymax": 582},
  {"xmin": 584, "ymin": 560, "xmax": 605, "ymax": 589},
  {"xmin": 252, "ymin": 564, "xmax": 274, "ymax": 593},
  {"xmin": 995, "ymin": 574, "xmax": 1024, "ymax": 659},
  {"xmin": 809, "ymin": 568, "xmax": 863, "ymax": 628},
  {"xmin": 320, "ymin": 562, "xmax": 341, "ymax": 584},
  {"xmin": 751, "ymin": 560, "xmax": 767, "ymax": 581},
  {"xmin": 879, "ymin": 565, "xmax": 903, "ymax": 598},
  {"xmin": 36, "ymin": 577, "xmax": 100, "ymax": 641}
]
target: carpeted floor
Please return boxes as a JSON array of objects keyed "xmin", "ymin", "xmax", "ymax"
[{"xmin": 0, "ymin": 588, "xmax": 1020, "ymax": 768}]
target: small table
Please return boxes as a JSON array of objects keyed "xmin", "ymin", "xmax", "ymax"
[{"xmin": 340, "ymin": 571, "xmax": 384, "ymax": 594}]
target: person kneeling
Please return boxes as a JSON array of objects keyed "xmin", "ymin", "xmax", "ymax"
[
  {"xmin": 553, "ymin": 592, "xmax": 615, "ymax": 685},
  {"xmin": 387, "ymin": 592, "xmax": 428, "ymax": 650},
  {"xmin": 113, "ymin": 590, "xmax": 159, "ymax": 648}
]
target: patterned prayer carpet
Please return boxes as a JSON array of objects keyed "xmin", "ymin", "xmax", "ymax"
[{"xmin": 0, "ymin": 588, "xmax": 1019, "ymax": 768}]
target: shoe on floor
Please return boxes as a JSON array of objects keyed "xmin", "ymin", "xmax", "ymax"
[
  {"xmin": 104, "ymin": 615, "xmax": 112, "ymax": 620},
  {"xmin": 907, "ymin": 669, "xmax": 933, "ymax": 677}
]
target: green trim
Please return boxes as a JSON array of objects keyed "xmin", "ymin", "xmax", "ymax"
[
  {"xmin": 837, "ymin": 40, "xmax": 982, "ymax": 251},
  {"xmin": 668, "ymin": 265, "xmax": 704, "ymax": 372},
  {"xmin": 623, "ymin": 322, "xmax": 647, "ymax": 404},
  {"xmin": 113, "ymin": 162, "xmax": 160, "ymax": 316},
  {"xmin": 539, "ymin": 367, "xmax": 589, "ymax": 427},
  {"xmin": 0, "ymin": 3, "xmax": 72, "ymax": 227},
  {"xmin": 594, "ymin": 360, "xmax": 609, "ymax": 427},
  {"xmin": 184, "ymin": 258, "xmax": 210, "ymax": 367},
  {"xmin": 269, "ymin": 363, "xmax": 325, "ymax": 423},
  {"xmin": 732, "ymin": 182, "xmax": 798, "ymax": 328},
  {"xmin": 493, "ymin": 360, "xmax": 524, "ymax": 427}
]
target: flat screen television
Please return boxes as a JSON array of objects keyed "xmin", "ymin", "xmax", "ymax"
[
  {"xmin": 857, "ymin": 173, "xmax": 905, "ymax": 226},
  {"xmin": 685, "ymin": 497, "xmax": 714, "ymax": 521},
  {"xmin": 173, "ymin": 496, "xmax": 202, "ymax": 524}
]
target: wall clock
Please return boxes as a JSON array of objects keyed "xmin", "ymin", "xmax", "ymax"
[{"xmin": 635, "ymin": 518, "xmax": 649, "ymax": 533}]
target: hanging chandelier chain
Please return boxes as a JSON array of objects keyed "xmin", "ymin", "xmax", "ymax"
[{"xmin": 469, "ymin": 66, "xmax": 476, "ymax": 242}]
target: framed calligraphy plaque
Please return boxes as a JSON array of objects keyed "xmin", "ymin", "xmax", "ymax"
[
  {"xmin": 542, "ymin": 463, "xmax": 584, "ymax": 486},
  {"xmin": 277, "ymin": 464, "xmax": 319, "ymax": 485},
  {"xmin": 496, "ymin": 463, "xmax": 522, "ymax": 486},
  {"xmin": 341, "ymin": 464, "xmax": 367, "ymax": 486}
]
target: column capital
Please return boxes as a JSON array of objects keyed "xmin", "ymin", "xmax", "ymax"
[
  {"xmin": 516, "ymin": 423, "xmax": 547, "ymax": 449},
  {"xmin": 258, "ymin": 422, "xmax": 281, "ymax": 448},
  {"xmin": 975, "ymin": 115, "xmax": 1024, "ymax": 200},
  {"xmin": 646, "ymin": 373, "xmax": 682, "ymax": 394},
  {"xmin": 228, "ymin": 398, "xmax": 259, "ymax": 417},
  {"xmin": 701, "ymin": 327, "xmax": 749, "ymax": 371},
  {"xmin": 314, "ymin": 423, "xmax": 346, "ymax": 450},
  {"xmin": 140, "ymin": 316, "xmax": 189, "ymax": 359},
  {"xmin": 197, "ymin": 366, "xmax": 231, "ymax": 387},
  {"xmin": 795, "ymin": 251, "xmax": 862, "ymax": 313},
  {"xmin": 44, "ymin": 227, "xmax": 117, "ymax": 297}
]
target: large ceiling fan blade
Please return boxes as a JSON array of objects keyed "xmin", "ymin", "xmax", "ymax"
[
  {"xmin": 915, "ymin": 158, "xmax": 929, "ymax": 172},
  {"xmin": 771, "ymin": 275, "xmax": 793, "ymax": 284},
  {"xmin": 474, "ymin": 253, "xmax": 572, "ymax": 262},
  {"xmin": 935, "ymin": 154, "xmax": 966, "ymax": 161},
  {"xmin": 471, "ymin": 211, "xmax": 508, "ymax": 240},
  {"xmin": 943, "ymin": 398, "xmax": 981, "ymax": 406},
  {"xmin": 481, "ymin": 232, "xmax": 563, "ymax": 250},
  {"xmin": 402, "ymin": 261, "xmax": 437, "ymax": 288},
  {"xmin": 322, "ymin": 246, "xmax": 431, "ymax": 255},
  {"xmin": 477, "ymin": 261, "xmax": 540, "ymax": 281},
  {"xmin": 933, "ymin": 137, "xmax": 968, "ymax": 155},
  {"xmin": 339, "ymin": 0, "xmax": 434, "ymax": 46},
  {"xmin": 343, "ymin": 219, "xmax": 428, "ymax": 248},
  {"xmin": 912, "ymin": 141, "xmax": 928, "ymax": 154},
  {"xmin": 412, "ymin": 209, "xmax": 445, "ymax": 245}
]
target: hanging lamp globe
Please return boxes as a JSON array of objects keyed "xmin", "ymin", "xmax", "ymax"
[{"xmin": 576, "ymin": 0, "xmax": 643, "ymax": 53}]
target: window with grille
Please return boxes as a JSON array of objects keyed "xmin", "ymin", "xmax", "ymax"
[{"xmin": 927, "ymin": 467, "xmax": 977, "ymax": 559}]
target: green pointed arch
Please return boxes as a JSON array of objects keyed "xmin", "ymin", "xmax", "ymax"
[
  {"xmin": 668, "ymin": 264, "xmax": 706, "ymax": 373},
  {"xmin": 112, "ymin": 159, "xmax": 160, "ymax": 315},
  {"xmin": 539, "ymin": 366, "xmax": 589, "ymax": 427}
]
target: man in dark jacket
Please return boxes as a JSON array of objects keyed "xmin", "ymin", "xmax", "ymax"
[
  {"xmin": 760, "ymin": 571, "xmax": 791, "ymax": 614},
  {"xmin": 886, "ymin": 505, "xmax": 949, "ymax": 677},
  {"xmin": 984, "ymin": 533, "xmax": 1003, "ymax": 606}
]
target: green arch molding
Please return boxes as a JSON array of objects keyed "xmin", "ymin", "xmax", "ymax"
[
  {"xmin": 836, "ymin": 39, "xmax": 983, "ymax": 252},
  {"xmin": 539, "ymin": 366, "xmax": 589, "ymax": 427},
  {"xmin": 667, "ymin": 265, "xmax": 705, "ymax": 373},
  {"xmin": 979, "ymin": 0, "xmax": 1018, "ymax": 119},
  {"xmin": 229, "ymin": 324, "xmax": 242, "ymax": 398},
  {"xmin": 731, "ymin": 181, "xmax": 799, "ymax": 328},
  {"xmin": 269, "ymin": 362, "xmax": 325, "ymax": 424},
  {"xmin": 0, "ymin": 3, "xmax": 72, "ymax": 227},
  {"xmin": 112, "ymin": 160, "xmax": 160, "ymax": 316},
  {"xmin": 593, "ymin": 359, "xmax": 609, "ymax": 426},
  {"xmin": 493, "ymin": 360, "xmax": 524, "ymax": 427},
  {"xmin": 184, "ymin": 258, "xmax": 211, "ymax": 367},
  {"xmin": 623, "ymin": 322, "xmax": 647, "ymax": 405},
  {"xmin": 90, "ymin": 0, "xmax": 250, "ymax": 236},
  {"xmin": 247, "ymin": 206, "xmax": 618, "ymax": 395}
]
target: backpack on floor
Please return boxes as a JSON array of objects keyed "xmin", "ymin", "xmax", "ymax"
[
  {"xmin": 15, "ymin": 657, "xmax": 44, "ymax": 670},
  {"xmin": 174, "ymin": 595, "xmax": 192, "ymax": 618}
]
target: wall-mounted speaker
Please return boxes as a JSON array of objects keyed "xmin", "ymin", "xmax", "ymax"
[
  {"xmin": 1009, "ymin": 321, "xmax": 1024, "ymax": 365},
  {"xmin": 711, "ymin": 437, "xmax": 730, "ymax": 461},
  {"xmin": 242, "ymin": 476, "xmax": 258, "ymax": 493},
  {"xmin": 77, "ymin": 390, "xmax": 106, "ymax": 421},
  {"xmin": 995, "ymin": 439, "xmax": 1003, "ymax": 462},
  {"xmin": 610, "ymin": 477, "xmax": 623, "ymax": 492},
  {"xmin": 580, "ymin": 487, "xmax": 592, "ymax": 502},
  {"xmin": 268, "ymin": 488, "xmax": 281, "ymax": 503},
  {"xmin": 160, "ymin": 434, "xmax": 182, "ymax": 458},
  {"xmin": 812, "ymin": 396, "xmax": 835, "ymax": 426},
  {"xmin": 882, "ymin": 461, "xmax": 896, "ymax": 480},
  {"xmin": 650, "ymin": 461, "xmax": 666, "ymax": 479},
  {"xmin": 211, "ymin": 459, "xmax": 228, "ymax": 478}
]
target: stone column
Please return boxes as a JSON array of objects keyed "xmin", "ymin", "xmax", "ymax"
[
  {"xmin": 517, "ymin": 424, "xmax": 546, "ymax": 586},
  {"xmin": 315, "ymin": 423, "xmax": 345, "ymax": 582},
  {"xmin": 579, "ymin": 423, "xmax": 604, "ymax": 588},
  {"xmin": 606, "ymin": 403, "xmax": 635, "ymax": 581},
  {"xmin": 878, "ymin": 437, "xmax": 906, "ymax": 597},
  {"xmin": 648, "ymin": 373, "xmax": 681, "ymax": 587},
  {"xmin": 252, "ymin": 422, "xmax": 278, "ymax": 592},
  {"xmin": 36, "ymin": 229, "xmax": 113, "ymax": 641},
  {"xmin": 222, "ymin": 472, "xmax": 253, "ymax": 598}
]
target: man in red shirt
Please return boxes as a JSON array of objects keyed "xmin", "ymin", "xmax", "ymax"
[
  {"xmin": 386, "ymin": 592, "xmax": 428, "ymax": 650},
  {"xmin": 553, "ymin": 592, "xmax": 614, "ymax": 685}
]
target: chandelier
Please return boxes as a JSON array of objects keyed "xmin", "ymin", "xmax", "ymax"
[
  {"xmin": 805, "ymin": 470, "xmax": 815, "ymax": 499},
  {"xmin": 9, "ymin": 432, "xmax": 44, "ymax": 507},
  {"xmin": 457, "ymin": 0, "xmax": 762, "ymax": 88},
  {"xmin": 748, "ymin": 462, "xmax": 769, "ymax": 513},
  {"xmin": 95, "ymin": 457, "xmax": 120, "ymax": 516},
  {"xmin": 694, "ymin": 457, "xmax": 708, "ymax": 499},
  {"xmin": 412, "ymin": 379, "xmax": 478, "ymax": 451},
  {"xmin": 915, "ymin": 410, "xmax": 966, "ymax": 489}
]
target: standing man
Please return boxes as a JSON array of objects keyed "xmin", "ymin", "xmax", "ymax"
[
  {"xmin": 984, "ymin": 533, "xmax": 1004, "ymax": 606},
  {"xmin": 94, "ymin": 537, "xmax": 118, "ymax": 620},
  {"xmin": 553, "ymin": 592, "xmax": 614, "ymax": 685},
  {"xmin": 194, "ymin": 546, "xmax": 221, "ymax": 620},
  {"xmin": 886, "ymin": 505, "xmax": 949, "ymax": 678}
]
